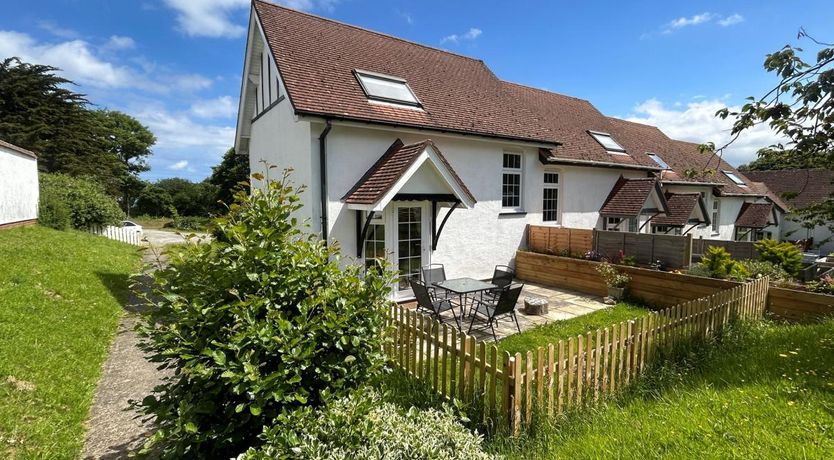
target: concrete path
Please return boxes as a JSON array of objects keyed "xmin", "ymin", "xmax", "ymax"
[
  {"xmin": 81, "ymin": 249, "xmax": 169, "ymax": 459},
  {"xmin": 142, "ymin": 228, "xmax": 210, "ymax": 247}
]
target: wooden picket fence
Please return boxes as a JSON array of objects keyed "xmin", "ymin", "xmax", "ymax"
[
  {"xmin": 385, "ymin": 277, "xmax": 769, "ymax": 434},
  {"xmin": 89, "ymin": 225, "xmax": 143, "ymax": 246}
]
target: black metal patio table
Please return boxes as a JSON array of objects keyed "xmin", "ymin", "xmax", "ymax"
[{"xmin": 433, "ymin": 277, "xmax": 497, "ymax": 321}]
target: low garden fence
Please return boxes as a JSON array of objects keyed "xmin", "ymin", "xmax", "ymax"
[
  {"xmin": 385, "ymin": 277, "xmax": 769, "ymax": 434},
  {"xmin": 89, "ymin": 225, "xmax": 143, "ymax": 246}
]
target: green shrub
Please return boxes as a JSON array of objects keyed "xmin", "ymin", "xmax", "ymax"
[
  {"xmin": 242, "ymin": 389, "xmax": 493, "ymax": 460},
  {"xmin": 806, "ymin": 275, "xmax": 834, "ymax": 295},
  {"xmin": 39, "ymin": 173, "xmax": 124, "ymax": 229},
  {"xmin": 163, "ymin": 215, "xmax": 212, "ymax": 231},
  {"xmin": 754, "ymin": 239, "xmax": 803, "ymax": 277},
  {"xmin": 739, "ymin": 259, "xmax": 792, "ymax": 282},
  {"xmin": 38, "ymin": 189, "xmax": 71, "ymax": 230},
  {"xmin": 699, "ymin": 246, "xmax": 749, "ymax": 280},
  {"xmin": 137, "ymin": 172, "xmax": 395, "ymax": 458},
  {"xmin": 596, "ymin": 262, "xmax": 630, "ymax": 288}
]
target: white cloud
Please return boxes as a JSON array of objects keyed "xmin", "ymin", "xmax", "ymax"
[
  {"xmin": 169, "ymin": 160, "xmax": 189, "ymax": 170},
  {"xmin": 660, "ymin": 12, "xmax": 744, "ymax": 34},
  {"xmin": 134, "ymin": 104, "xmax": 235, "ymax": 152},
  {"xmin": 36, "ymin": 20, "xmax": 79, "ymax": 39},
  {"xmin": 190, "ymin": 96, "xmax": 237, "ymax": 119},
  {"xmin": 163, "ymin": 0, "xmax": 339, "ymax": 38},
  {"xmin": 104, "ymin": 35, "xmax": 136, "ymax": 50},
  {"xmin": 718, "ymin": 14, "xmax": 745, "ymax": 27},
  {"xmin": 441, "ymin": 27, "xmax": 483, "ymax": 44},
  {"xmin": 624, "ymin": 98, "xmax": 785, "ymax": 166}
]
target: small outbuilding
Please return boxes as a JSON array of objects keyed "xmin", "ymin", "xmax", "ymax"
[{"xmin": 0, "ymin": 139, "xmax": 39, "ymax": 229}]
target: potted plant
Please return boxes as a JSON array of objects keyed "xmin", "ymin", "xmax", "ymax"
[{"xmin": 596, "ymin": 262, "xmax": 631, "ymax": 301}]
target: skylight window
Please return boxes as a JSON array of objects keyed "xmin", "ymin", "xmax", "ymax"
[
  {"xmin": 589, "ymin": 131, "xmax": 626, "ymax": 153},
  {"xmin": 722, "ymin": 170, "xmax": 747, "ymax": 186},
  {"xmin": 647, "ymin": 152, "xmax": 670, "ymax": 169},
  {"xmin": 354, "ymin": 70, "xmax": 420, "ymax": 107}
]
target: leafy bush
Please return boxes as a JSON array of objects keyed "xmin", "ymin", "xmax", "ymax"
[
  {"xmin": 754, "ymin": 239, "xmax": 803, "ymax": 277},
  {"xmin": 242, "ymin": 389, "xmax": 493, "ymax": 460},
  {"xmin": 740, "ymin": 259, "xmax": 792, "ymax": 282},
  {"xmin": 596, "ymin": 262, "xmax": 630, "ymax": 288},
  {"xmin": 39, "ymin": 173, "xmax": 124, "ymax": 229},
  {"xmin": 806, "ymin": 275, "xmax": 834, "ymax": 295},
  {"xmin": 38, "ymin": 188, "xmax": 71, "ymax": 230},
  {"xmin": 163, "ymin": 215, "xmax": 212, "ymax": 231},
  {"xmin": 699, "ymin": 246, "xmax": 749, "ymax": 280},
  {"xmin": 137, "ymin": 172, "xmax": 394, "ymax": 458}
]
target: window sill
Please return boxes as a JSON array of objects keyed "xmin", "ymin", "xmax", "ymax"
[{"xmin": 499, "ymin": 211, "xmax": 527, "ymax": 217}]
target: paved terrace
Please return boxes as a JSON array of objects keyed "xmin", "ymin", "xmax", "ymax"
[{"xmin": 406, "ymin": 281, "xmax": 610, "ymax": 342}]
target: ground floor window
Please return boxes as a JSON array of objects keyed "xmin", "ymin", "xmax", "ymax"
[
  {"xmin": 363, "ymin": 216, "xmax": 385, "ymax": 271},
  {"xmin": 604, "ymin": 217, "xmax": 637, "ymax": 233},
  {"xmin": 542, "ymin": 172, "xmax": 559, "ymax": 222},
  {"xmin": 652, "ymin": 225, "xmax": 682, "ymax": 235},
  {"xmin": 396, "ymin": 207, "xmax": 423, "ymax": 290}
]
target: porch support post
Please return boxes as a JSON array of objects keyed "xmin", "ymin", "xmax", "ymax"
[
  {"xmin": 638, "ymin": 212, "xmax": 662, "ymax": 232},
  {"xmin": 432, "ymin": 201, "xmax": 459, "ymax": 250},
  {"xmin": 356, "ymin": 210, "xmax": 376, "ymax": 257}
]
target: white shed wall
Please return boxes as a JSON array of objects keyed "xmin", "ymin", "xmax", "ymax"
[{"xmin": 0, "ymin": 145, "xmax": 38, "ymax": 226}]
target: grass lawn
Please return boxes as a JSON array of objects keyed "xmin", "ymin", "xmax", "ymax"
[
  {"xmin": 0, "ymin": 226, "xmax": 142, "ymax": 459},
  {"xmin": 131, "ymin": 215, "xmax": 172, "ymax": 229},
  {"xmin": 497, "ymin": 302, "xmax": 649, "ymax": 357},
  {"xmin": 490, "ymin": 319, "xmax": 834, "ymax": 459}
]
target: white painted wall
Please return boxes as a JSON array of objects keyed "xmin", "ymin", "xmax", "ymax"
[
  {"xmin": 781, "ymin": 215, "xmax": 833, "ymax": 255},
  {"xmin": 0, "ymin": 144, "xmax": 38, "ymax": 225}
]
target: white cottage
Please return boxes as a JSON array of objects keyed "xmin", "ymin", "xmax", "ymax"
[
  {"xmin": 0, "ymin": 139, "xmax": 38, "ymax": 229},
  {"xmin": 234, "ymin": 1, "xmax": 784, "ymax": 299}
]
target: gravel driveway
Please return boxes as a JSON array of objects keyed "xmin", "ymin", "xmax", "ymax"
[{"xmin": 142, "ymin": 229, "xmax": 210, "ymax": 247}]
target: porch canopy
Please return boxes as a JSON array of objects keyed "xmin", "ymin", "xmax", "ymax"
[
  {"xmin": 735, "ymin": 202, "xmax": 776, "ymax": 229},
  {"xmin": 342, "ymin": 138, "xmax": 476, "ymax": 255},
  {"xmin": 652, "ymin": 192, "xmax": 710, "ymax": 233},
  {"xmin": 599, "ymin": 176, "xmax": 668, "ymax": 230}
]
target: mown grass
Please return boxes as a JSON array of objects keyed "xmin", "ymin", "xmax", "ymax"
[
  {"xmin": 497, "ymin": 302, "xmax": 649, "ymax": 358},
  {"xmin": 0, "ymin": 226, "xmax": 142, "ymax": 459},
  {"xmin": 489, "ymin": 319, "xmax": 834, "ymax": 459}
]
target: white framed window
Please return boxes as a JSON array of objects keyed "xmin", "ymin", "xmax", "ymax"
[
  {"xmin": 711, "ymin": 198, "xmax": 720, "ymax": 234},
  {"xmin": 652, "ymin": 225, "xmax": 682, "ymax": 235},
  {"xmin": 542, "ymin": 171, "xmax": 560, "ymax": 222},
  {"xmin": 722, "ymin": 170, "xmax": 747, "ymax": 187},
  {"xmin": 354, "ymin": 70, "xmax": 420, "ymax": 107},
  {"xmin": 647, "ymin": 152, "xmax": 670, "ymax": 169},
  {"xmin": 363, "ymin": 212, "xmax": 386, "ymax": 271},
  {"xmin": 589, "ymin": 131, "xmax": 626, "ymax": 154},
  {"xmin": 605, "ymin": 217, "xmax": 637, "ymax": 233},
  {"xmin": 502, "ymin": 152, "xmax": 523, "ymax": 210}
]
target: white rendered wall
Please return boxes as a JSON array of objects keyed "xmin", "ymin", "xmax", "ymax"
[
  {"xmin": 0, "ymin": 145, "xmax": 38, "ymax": 225},
  {"xmin": 782, "ymin": 215, "xmax": 834, "ymax": 255}
]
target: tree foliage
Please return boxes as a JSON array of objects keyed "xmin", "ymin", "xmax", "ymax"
[
  {"xmin": 137, "ymin": 171, "xmax": 394, "ymax": 457},
  {"xmin": 156, "ymin": 177, "xmax": 218, "ymax": 216},
  {"xmin": 208, "ymin": 147, "xmax": 250, "ymax": 209},
  {"xmin": 703, "ymin": 30, "xmax": 834, "ymax": 222},
  {"xmin": 39, "ymin": 174, "xmax": 124, "ymax": 229}
]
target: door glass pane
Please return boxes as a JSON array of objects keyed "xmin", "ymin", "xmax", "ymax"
[
  {"xmin": 364, "ymin": 222, "xmax": 385, "ymax": 271},
  {"xmin": 397, "ymin": 207, "xmax": 422, "ymax": 290}
]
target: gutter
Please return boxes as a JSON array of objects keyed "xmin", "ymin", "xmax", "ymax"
[
  {"xmin": 540, "ymin": 156, "xmax": 663, "ymax": 172},
  {"xmin": 319, "ymin": 120, "xmax": 332, "ymax": 244}
]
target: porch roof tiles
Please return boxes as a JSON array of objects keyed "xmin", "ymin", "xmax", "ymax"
[
  {"xmin": 735, "ymin": 202, "xmax": 774, "ymax": 228},
  {"xmin": 652, "ymin": 193, "xmax": 700, "ymax": 226},
  {"xmin": 599, "ymin": 177, "xmax": 664, "ymax": 217}
]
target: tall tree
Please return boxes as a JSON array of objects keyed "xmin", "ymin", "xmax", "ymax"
[
  {"xmin": 91, "ymin": 110, "xmax": 156, "ymax": 213},
  {"xmin": 208, "ymin": 147, "xmax": 249, "ymax": 209},
  {"xmin": 0, "ymin": 57, "xmax": 106, "ymax": 177},
  {"xmin": 701, "ymin": 29, "xmax": 834, "ymax": 222}
]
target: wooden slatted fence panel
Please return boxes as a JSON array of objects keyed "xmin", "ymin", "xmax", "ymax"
[{"xmin": 527, "ymin": 225, "xmax": 593, "ymax": 256}]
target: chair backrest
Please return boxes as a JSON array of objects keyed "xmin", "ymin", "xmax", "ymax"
[
  {"xmin": 491, "ymin": 265, "xmax": 515, "ymax": 289},
  {"xmin": 409, "ymin": 279, "xmax": 434, "ymax": 309},
  {"xmin": 421, "ymin": 264, "xmax": 446, "ymax": 286},
  {"xmin": 493, "ymin": 284, "xmax": 523, "ymax": 316}
]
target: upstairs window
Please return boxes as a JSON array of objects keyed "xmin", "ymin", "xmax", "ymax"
[
  {"xmin": 711, "ymin": 198, "xmax": 720, "ymax": 233},
  {"xmin": 502, "ymin": 152, "xmax": 523, "ymax": 209},
  {"xmin": 355, "ymin": 70, "xmax": 420, "ymax": 107},
  {"xmin": 647, "ymin": 152, "xmax": 670, "ymax": 169},
  {"xmin": 589, "ymin": 131, "xmax": 626, "ymax": 154},
  {"xmin": 722, "ymin": 170, "xmax": 747, "ymax": 186}
]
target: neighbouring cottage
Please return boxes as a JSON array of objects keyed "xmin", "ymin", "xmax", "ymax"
[
  {"xmin": 0, "ymin": 139, "xmax": 39, "ymax": 229},
  {"xmin": 234, "ymin": 1, "xmax": 785, "ymax": 299},
  {"xmin": 746, "ymin": 169, "xmax": 834, "ymax": 255}
]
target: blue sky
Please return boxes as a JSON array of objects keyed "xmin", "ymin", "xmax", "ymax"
[{"xmin": 2, "ymin": 1, "xmax": 833, "ymax": 181}]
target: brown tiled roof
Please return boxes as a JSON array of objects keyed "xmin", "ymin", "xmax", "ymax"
[
  {"xmin": 652, "ymin": 193, "xmax": 700, "ymax": 226},
  {"xmin": 254, "ymin": 0, "xmax": 553, "ymax": 145},
  {"xmin": 0, "ymin": 139, "xmax": 37, "ymax": 159},
  {"xmin": 744, "ymin": 169, "xmax": 834, "ymax": 210},
  {"xmin": 735, "ymin": 202, "xmax": 774, "ymax": 228},
  {"xmin": 599, "ymin": 177, "xmax": 665, "ymax": 217},
  {"xmin": 342, "ymin": 138, "xmax": 475, "ymax": 205}
]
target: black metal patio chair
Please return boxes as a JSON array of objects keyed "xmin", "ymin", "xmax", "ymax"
[
  {"xmin": 421, "ymin": 263, "xmax": 449, "ymax": 300},
  {"xmin": 483, "ymin": 264, "xmax": 515, "ymax": 300},
  {"xmin": 410, "ymin": 279, "xmax": 460, "ymax": 329},
  {"xmin": 467, "ymin": 283, "xmax": 524, "ymax": 341}
]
